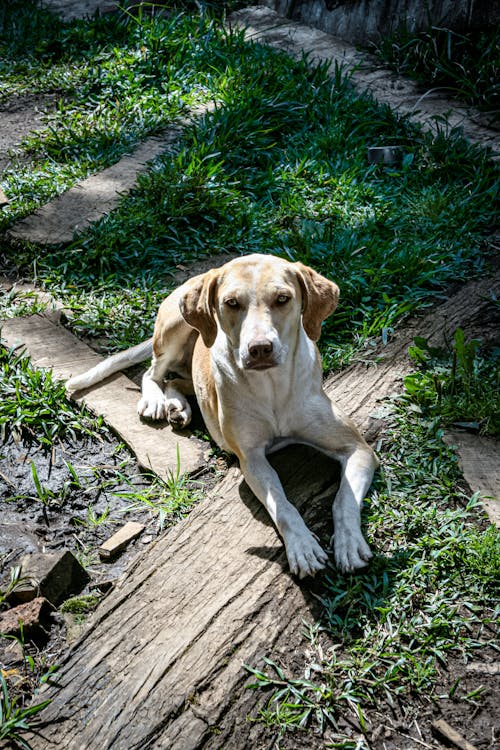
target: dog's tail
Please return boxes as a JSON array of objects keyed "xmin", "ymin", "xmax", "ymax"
[{"xmin": 66, "ymin": 338, "xmax": 153, "ymax": 394}]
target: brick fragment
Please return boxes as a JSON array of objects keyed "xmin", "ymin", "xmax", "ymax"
[
  {"xmin": 13, "ymin": 550, "xmax": 90, "ymax": 606},
  {"xmin": 0, "ymin": 597, "xmax": 54, "ymax": 639}
]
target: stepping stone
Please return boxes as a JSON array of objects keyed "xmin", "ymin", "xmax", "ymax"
[
  {"xmin": 1, "ymin": 314, "xmax": 209, "ymax": 479},
  {"xmin": 7, "ymin": 132, "xmax": 181, "ymax": 245}
]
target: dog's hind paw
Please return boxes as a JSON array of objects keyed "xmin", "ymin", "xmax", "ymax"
[
  {"xmin": 285, "ymin": 531, "xmax": 329, "ymax": 579},
  {"xmin": 166, "ymin": 401, "xmax": 192, "ymax": 429}
]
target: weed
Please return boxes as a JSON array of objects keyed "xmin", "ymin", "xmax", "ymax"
[
  {"xmin": 370, "ymin": 25, "xmax": 499, "ymax": 113},
  {"xmin": 117, "ymin": 448, "xmax": 202, "ymax": 530},
  {"xmin": 0, "ymin": 567, "xmax": 26, "ymax": 607},
  {"xmin": 0, "ymin": 346, "xmax": 105, "ymax": 447},
  {"xmin": 0, "ymin": 673, "xmax": 50, "ymax": 750},
  {"xmin": 0, "ymin": 625, "xmax": 57, "ymax": 750},
  {"xmin": 404, "ymin": 328, "xmax": 500, "ymax": 436}
]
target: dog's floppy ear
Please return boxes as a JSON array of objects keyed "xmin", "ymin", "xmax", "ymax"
[
  {"xmin": 179, "ymin": 270, "xmax": 219, "ymax": 347},
  {"xmin": 294, "ymin": 262, "xmax": 340, "ymax": 341}
]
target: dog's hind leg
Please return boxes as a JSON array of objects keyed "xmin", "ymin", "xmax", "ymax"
[{"xmin": 138, "ymin": 289, "xmax": 198, "ymax": 428}]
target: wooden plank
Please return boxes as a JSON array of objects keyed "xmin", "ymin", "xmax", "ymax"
[
  {"xmin": 98, "ymin": 522, "xmax": 145, "ymax": 560},
  {"xmin": 27, "ymin": 448, "xmax": 339, "ymax": 749},
  {"xmin": 0, "ymin": 314, "xmax": 208, "ymax": 479},
  {"xmin": 7, "ymin": 134, "xmax": 181, "ymax": 245}
]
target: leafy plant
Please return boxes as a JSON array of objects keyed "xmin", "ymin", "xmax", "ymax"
[
  {"xmin": 404, "ymin": 328, "xmax": 500, "ymax": 435},
  {"xmin": 117, "ymin": 446, "xmax": 202, "ymax": 530},
  {"xmin": 0, "ymin": 673, "xmax": 50, "ymax": 750},
  {"xmin": 0, "ymin": 566, "xmax": 26, "ymax": 607},
  {"xmin": 0, "ymin": 346, "xmax": 105, "ymax": 447},
  {"xmin": 0, "ymin": 625, "xmax": 57, "ymax": 750}
]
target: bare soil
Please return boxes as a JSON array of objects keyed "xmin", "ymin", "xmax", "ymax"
[{"xmin": 0, "ymin": 93, "xmax": 58, "ymax": 174}]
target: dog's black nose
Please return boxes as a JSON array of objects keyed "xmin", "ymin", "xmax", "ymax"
[{"xmin": 248, "ymin": 339, "xmax": 274, "ymax": 359}]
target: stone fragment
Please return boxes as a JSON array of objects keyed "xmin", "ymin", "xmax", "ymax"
[
  {"xmin": 98, "ymin": 522, "xmax": 145, "ymax": 560},
  {"xmin": 13, "ymin": 550, "xmax": 90, "ymax": 606},
  {"xmin": 0, "ymin": 597, "xmax": 54, "ymax": 639}
]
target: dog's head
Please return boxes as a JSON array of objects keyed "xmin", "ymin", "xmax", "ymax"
[{"xmin": 179, "ymin": 254, "xmax": 339, "ymax": 371}]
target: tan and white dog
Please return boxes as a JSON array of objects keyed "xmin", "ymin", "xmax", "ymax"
[{"xmin": 67, "ymin": 254, "xmax": 378, "ymax": 578}]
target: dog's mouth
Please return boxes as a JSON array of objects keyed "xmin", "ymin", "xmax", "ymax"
[{"xmin": 244, "ymin": 359, "xmax": 278, "ymax": 371}]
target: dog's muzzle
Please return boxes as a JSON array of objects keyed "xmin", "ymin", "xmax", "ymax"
[{"xmin": 243, "ymin": 337, "xmax": 278, "ymax": 370}]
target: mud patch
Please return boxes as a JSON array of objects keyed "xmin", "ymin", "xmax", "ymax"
[{"xmin": 0, "ymin": 93, "xmax": 58, "ymax": 174}]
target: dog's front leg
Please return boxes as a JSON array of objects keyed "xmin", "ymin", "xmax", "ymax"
[
  {"xmin": 240, "ymin": 448, "xmax": 328, "ymax": 579},
  {"xmin": 333, "ymin": 447, "xmax": 376, "ymax": 573}
]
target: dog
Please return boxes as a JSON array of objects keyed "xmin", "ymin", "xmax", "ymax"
[{"xmin": 67, "ymin": 254, "xmax": 378, "ymax": 578}]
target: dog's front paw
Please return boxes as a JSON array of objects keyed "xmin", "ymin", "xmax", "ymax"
[
  {"xmin": 333, "ymin": 527, "xmax": 372, "ymax": 573},
  {"xmin": 138, "ymin": 395, "xmax": 168, "ymax": 420},
  {"xmin": 285, "ymin": 531, "xmax": 329, "ymax": 579}
]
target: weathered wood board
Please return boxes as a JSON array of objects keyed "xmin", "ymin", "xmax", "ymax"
[
  {"xmin": 0, "ymin": 314, "xmax": 208, "ymax": 479},
  {"xmin": 27, "ymin": 448, "xmax": 339, "ymax": 750},
  {"xmin": 443, "ymin": 431, "xmax": 500, "ymax": 527}
]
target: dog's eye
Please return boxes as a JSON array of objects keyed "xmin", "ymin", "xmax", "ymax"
[
  {"xmin": 225, "ymin": 298, "xmax": 239, "ymax": 308},
  {"xmin": 276, "ymin": 294, "xmax": 290, "ymax": 305}
]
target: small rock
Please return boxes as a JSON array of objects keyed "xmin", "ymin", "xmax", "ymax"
[
  {"xmin": 98, "ymin": 521, "xmax": 145, "ymax": 560},
  {"xmin": 12, "ymin": 550, "xmax": 90, "ymax": 606},
  {"xmin": 0, "ymin": 597, "xmax": 54, "ymax": 639}
]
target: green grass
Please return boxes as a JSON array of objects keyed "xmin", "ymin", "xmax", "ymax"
[
  {"xmin": 370, "ymin": 25, "xmax": 499, "ymax": 114},
  {"xmin": 0, "ymin": 345, "xmax": 105, "ymax": 446}
]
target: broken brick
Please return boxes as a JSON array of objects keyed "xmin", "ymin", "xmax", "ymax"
[
  {"xmin": 12, "ymin": 550, "xmax": 90, "ymax": 606},
  {"xmin": 0, "ymin": 597, "xmax": 54, "ymax": 640}
]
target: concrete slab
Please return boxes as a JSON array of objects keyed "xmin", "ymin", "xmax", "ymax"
[
  {"xmin": 7, "ymin": 132, "xmax": 181, "ymax": 245},
  {"xmin": 1, "ymin": 314, "xmax": 209, "ymax": 479}
]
